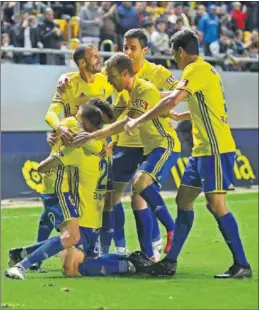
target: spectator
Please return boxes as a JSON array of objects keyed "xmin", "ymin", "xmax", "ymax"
[
  {"xmin": 231, "ymin": 2, "xmax": 247, "ymax": 31},
  {"xmin": 117, "ymin": 2, "xmax": 140, "ymax": 47},
  {"xmin": 79, "ymin": 1, "xmax": 102, "ymax": 47},
  {"xmin": 151, "ymin": 18, "xmax": 170, "ymax": 66},
  {"xmin": 117, "ymin": 2, "xmax": 140, "ymax": 34},
  {"xmin": 1, "ymin": 8, "xmax": 11, "ymax": 35},
  {"xmin": 198, "ymin": 4, "xmax": 220, "ymax": 56},
  {"xmin": 143, "ymin": 20, "xmax": 154, "ymax": 52},
  {"xmin": 234, "ymin": 29, "xmax": 246, "ymax": 56},
  {"xmin": 244, "ymin": 29, "xmax": 259, "ymax": 56},
  {"xmin": 135, "ymin": 2, "xmax": 147, "ymax": 26},
  {"xmin": 39, "ymin": 7, "xmax": 65, "ymax": 65},
  {"xmin": 167, "ymin": 3, "xmax": 190, "ymax": 29},
  {"xmin": 51, "ymin": 1, "xmax": 76, "ymax": 19},
  {"xmin": 171, "ymin": 17, "xmax": 188, "ymax": 36},
  {"xmin": 194, "ymin": 5, "xmax": 207, "ymax": 26},
  {"xmin": 99, "ymin": 2, "xmax": 119, "ymax": 46},
  {"xmin": 1, "ymin": 33, "xmax": 14, "ymax": 64},
  {"xmin": 245, "ymin": 2, "xmax": 258, "ymax": 32},
  {"xmin": 218, "ymin": 4, "xmax": 235, "ymax": 34},
  {"xmin": 13, "ymin": 14, "xmax": 42, "ymax": 64},
  {"xmin": 196, "ymin": 30, "xmax": 205, "ymax": 56},
  {"xmin": 2, "ymin": 2, "xmax": 16, "ymax": 24}
]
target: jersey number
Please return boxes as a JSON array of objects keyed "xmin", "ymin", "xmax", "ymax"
[{"xmin": 96, "ymin": 158, "xmax": 108, "ymax": 191}]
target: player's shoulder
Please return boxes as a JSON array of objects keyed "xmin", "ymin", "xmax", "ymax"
[
  {"xmin": 144, "ymin": 60, "xmax": 170, "ymax": 75},
  {"xmin": 137, "ymin": 78, "xmax": 159, "ymax": 97},
  {"xmin": 95, "ymin": 72, "xmax": 109, "ymax": 83},
  {"xmin": 184, "ymin": 57, "xmax": 211, "ymax": 76}
]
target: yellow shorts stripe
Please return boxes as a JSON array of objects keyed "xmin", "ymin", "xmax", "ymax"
[
  {"xmin": 151, "ymin": 118, "xmax": 174, "ymax": 176},
  {"xmin": 55, "ymin": 166, "xmax": 70, "ymax": 219},
  {"xmin": 215, "ymin": 154, "xmax": 223, "ymax": 191}
]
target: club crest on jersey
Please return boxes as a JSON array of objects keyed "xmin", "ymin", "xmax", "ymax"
[
  {"xmin": 166, "ymin": 76, "xmax": 176, "ymax": 85},
  {"xmin": 134, "ymin": 99, "xmax": 148, "ymax": 110},
  {"xmin": 79, "ymin": 92, "xmax": 86, "ymax": 98},
  {"xmin": 178, "ymin": 79, "xmax": 189, "ymax": 87}
]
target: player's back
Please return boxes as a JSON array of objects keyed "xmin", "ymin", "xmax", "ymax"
[
  {"xmin": 176, "ymin": 57, "xmax": 236, "ymax": 156},
  {"xmin": 131, "ymin": 78, "xmax": 181, "ymax": 155}
]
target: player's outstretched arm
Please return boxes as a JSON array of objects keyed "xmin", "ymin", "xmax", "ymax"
[
  {"xmin": 71, "ymin": 117, "xmax": 129, "ymax": 148},
  {"xmin": 125, "ymin": 89, "xmax": 189, "ymax": 132},
  {"xmin": 38, "ymin": 156, "xmax": 58, "ymax": 173}
]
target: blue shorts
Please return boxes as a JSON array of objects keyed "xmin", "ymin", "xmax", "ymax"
[
  {"xmin": 40, "ymin": 193, "xmax": 79, "ymax": 230},
  {"xmin": 112, "ymin": 146, "xmax": 144, "ymax": 183},
  {"xmin": 138, "ymin": 148, "xmax": 180, "ymax": 186},
  {"xmin": 76, "ymin": 227, "xmax": 100, "ymax": 258},
  {"xmin": 181, "ymin": 152, "xmax": 236, "ymax": 193}
]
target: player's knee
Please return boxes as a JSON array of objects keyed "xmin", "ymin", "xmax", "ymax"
[
  {"xmin": 175, "ymin": 194, "xmax": 193, "ymax": 210},
  {"xmin": 130, "ymin": 191, "xmax": 146, "ymax": 210},
  {"xmin": 132, "ymin": 173, "xmax": 147, "ymax": 193}
]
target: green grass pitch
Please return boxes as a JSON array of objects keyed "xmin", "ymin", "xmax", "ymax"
[{"xmin": 1, "ymin": 192, "xmax": 258, "ymax": 309}]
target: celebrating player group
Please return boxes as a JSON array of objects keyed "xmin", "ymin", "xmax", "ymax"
[{"xmin": 5, "ymin": 29, "xmax": 252, "ymax": 280}]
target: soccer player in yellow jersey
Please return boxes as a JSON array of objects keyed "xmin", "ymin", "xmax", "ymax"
[
  {"xmin": 72, "ymin": 53, "xmax": 181, "ymax": 261},
  {"xmin": 31, "ymin": 45, "xmax": 114, "ymax": 271},
  {"xmin": 5, "ymin": 102, "xmax": 107, "ymax": 280},
  {"xmin": 125, "ymin": 30, "xmax": 251, "ymax": 279},
  {"xmin": 57, "ymin": 30, "xmax": 179, "ymax": 257}
]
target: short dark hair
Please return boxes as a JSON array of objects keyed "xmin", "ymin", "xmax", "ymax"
[
  {"xmin": 124, "ymin": 28, "xmax": 148, "ymax": 48},
  {"xmin": 73, "ymin": 44, "xmax": 95, "ymax": 66},
  {"xmin": 87, "ymin": 98, "xmax": 115, "ymax": 122},
  {"xmin": 105, "ymin": 53, "xmax": 134, "ymax": 76},
  {"xmin": 80, "ymin": 103, "xmax": 103, "ymax": 129},
  {"xmin": 170, "ymin": 30, "xmax": 199, "ymax": 55}
]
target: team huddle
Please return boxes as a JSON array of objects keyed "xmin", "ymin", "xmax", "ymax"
[{"xmin": 5, "ymin": 29, "xmax": 252, "ymax": 280}]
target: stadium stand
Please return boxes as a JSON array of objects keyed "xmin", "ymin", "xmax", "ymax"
[{"xmin": 1, "ymin": 1, "xmax": 258, "ymax": 70}]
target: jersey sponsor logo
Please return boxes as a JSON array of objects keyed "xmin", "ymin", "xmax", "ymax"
[
  {"xmin": 166, "ymin": 76, "xmax": 176, "ymax": 85},
  {"xmin": 134, "ymin": 99, "xmax": 148, "ymax": 110},
  {"xmin": 178, "ymin": 79, "xmax": 189, "ymax": 87}
]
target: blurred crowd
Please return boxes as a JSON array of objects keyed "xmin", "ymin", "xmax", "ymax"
[{"xmin": 1, "ymin": 1, "xmax": 258, "ymax": 71}]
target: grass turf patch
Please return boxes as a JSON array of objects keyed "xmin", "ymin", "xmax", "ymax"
[{"xmin": 1, "ymin": 193, "xmax": 258, "ymax": 309}]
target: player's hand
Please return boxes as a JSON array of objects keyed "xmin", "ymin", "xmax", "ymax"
[
  {"xmin": 168, "ymin": 111, "xmax": 179, "ymax": 120},
  {"xmin": 47, "ymin": 131, "xmax": 58, "ymax": 146},
  {"xmin": 124, "ymin": 117, "xmax": 139, "ymax": 135},
  {"xmin": 56, "ymin": 125, "xmax": 74, "ymax": 146},
  {"xmin": 71, "ymin": 132, "xmax": 93, "ymax": 148},
  {"xmin": 100, "ymin": 141, "xmax": 117, "ymax": 158},
  {"xmin": 57, "ymin": 76, "xmax": 71, "ymax": 93}
]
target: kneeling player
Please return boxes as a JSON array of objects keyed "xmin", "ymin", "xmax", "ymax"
[{"xmin": 5, "ymin": 102, "xmax": 107, "ymax": 280}]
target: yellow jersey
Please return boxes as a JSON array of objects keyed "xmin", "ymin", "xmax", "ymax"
[
  {"xmin": 114, "ymin": 60, "xmax": 179, "ymax": 147},
  {"xmin": 46, "ymin": 72, "xmax": 113, "ymax": 129},
  {"xmin": 41, "ymin": 116, "xmax": 83, "ymax": 195},
  {"xmin": 176, "ymin": 57, "xmax": 236, "ymax": 157},
  {"xmin": 117, "ymin": 77, "xmax": 181, "ymax": 155},
  {"xmin": 41, "ymin": 117, "xmax": 104, "ymax": 229}
]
